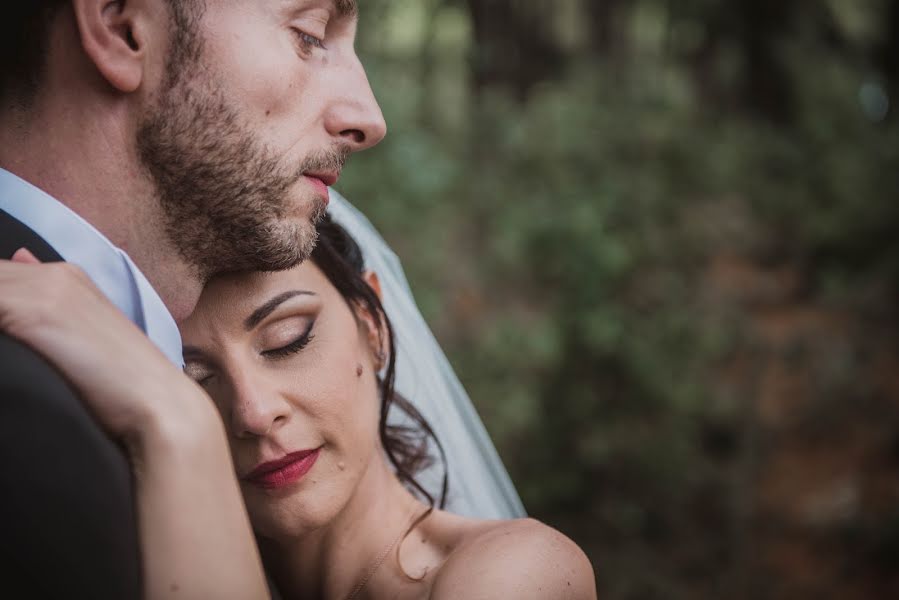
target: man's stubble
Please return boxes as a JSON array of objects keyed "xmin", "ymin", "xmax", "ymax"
[{"xmin": 135, "ymin": 9, "xmax": 343, "ymax": 282}]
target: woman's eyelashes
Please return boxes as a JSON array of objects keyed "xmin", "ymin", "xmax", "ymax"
[
  {"xmin": 262, "ymin": 320, "xmax": 316, "ymax": 360},
  {"xmin": 184, "ymin": 363, "xmax": 215, "ymax": 387}
]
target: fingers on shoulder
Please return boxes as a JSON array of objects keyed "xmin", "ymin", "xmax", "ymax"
[
  {"xmin": 432, "ymin": 518, "xmax": 597, "ymax": 600},
  {"xmin": 0, "ymin": 260, "xmax": 88, "ymax": 296},
  {"xmin": 0, "ymin": 261, "xmax": 99, "ymax": 333},
  {"xmin": 46, "ymin": 262, "xmax": 94, "ymax": 292},
  {"xmin": 2, "ymin": 260, "xmax": 83, "ymax": 305}
]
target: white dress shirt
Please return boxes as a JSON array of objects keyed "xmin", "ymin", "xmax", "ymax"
[{"xmin": 0, "ymin": 167, "xmax": 183, "ymax": 366}]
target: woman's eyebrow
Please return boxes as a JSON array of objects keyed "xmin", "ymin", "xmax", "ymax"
[{"xmin": 245, "ymin": 290, "xmax": 315, "ymax": 330}]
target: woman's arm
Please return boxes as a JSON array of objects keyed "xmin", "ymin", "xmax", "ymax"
[
  {"xmin": 132, "ymin": 389, "xmax": 267, "ymax": 599},
  {"xmin": 0, "ymin": 251, "xmax": 268, "ymax": 599}
]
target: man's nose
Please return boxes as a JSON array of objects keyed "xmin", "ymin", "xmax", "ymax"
[{"xmin": 324, "ymin": 56, "xmax": 387, "ymax": 152}]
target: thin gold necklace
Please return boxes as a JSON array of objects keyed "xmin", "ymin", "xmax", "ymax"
[{"xmin": 344, "ymin": 505, "xmax": 433, "ymax": 600}]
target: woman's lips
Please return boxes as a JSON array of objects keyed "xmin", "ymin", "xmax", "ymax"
[{"xmin": 244, "ymin": 448, "xmax": 321, "ymax": 490}]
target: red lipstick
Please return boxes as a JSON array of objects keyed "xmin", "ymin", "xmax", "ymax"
[{"xmin": 244, "ymin": 448, "xmax": 321, "ymax": 489}]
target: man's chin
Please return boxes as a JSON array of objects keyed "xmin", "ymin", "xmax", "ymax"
[
  {"xmin": 271, "ymin": 197, "xmax": 327, "ymax": 266},
  {"xmin": 187, "ymin": 192, "xmax": 328, "ymax": 278},
  {"xmin": 261, "ymin": 222, "xmax": 319, "ymax": 272},
  {"xmin": 287, "ymin": 179, "xmax": 330, "ymax": 220}
]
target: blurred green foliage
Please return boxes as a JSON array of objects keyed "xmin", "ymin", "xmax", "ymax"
[{"xmin": 337, "ymin": 1, "xmax": 899, "ymax": 598}]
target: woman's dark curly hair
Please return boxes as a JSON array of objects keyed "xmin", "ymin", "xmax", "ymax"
[{"xmin": 310, "ymin": 213, "xmax": 448, "ymax": 509}]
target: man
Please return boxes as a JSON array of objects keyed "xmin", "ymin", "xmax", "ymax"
[{"xmin": 0, "ymin": 1, "xmax": 384, "ymax": 596}]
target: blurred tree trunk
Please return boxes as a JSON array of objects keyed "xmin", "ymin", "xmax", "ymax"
[
  {"xmin": 735, "ymin": 0, "xmax": 795, "ymax": 125},
  {"xmin": 418, "ymin": 0, "xmax": 446, "ymax": 128},
  {"xmin": 686, "ymin": 13, "xmax": 726, "ymax": 113},
  {"xmin": 586, "ymin": 0, "xmax": 630, "ymax": 60},
  {"xmin": 465, "ymin": 0, "xmax": 567, "ymax": 99},
  {"xmin": 882, "ymin": 0, "xmax": 899, "ymax": 116},
  {"xmin": 680, "ymin": 0, "xmax": 796, "ymax": 125}
]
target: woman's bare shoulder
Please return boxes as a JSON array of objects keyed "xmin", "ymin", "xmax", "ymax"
[{"xmin": 429, "ymin": 517, "xmax": 596, "ymax": 599}]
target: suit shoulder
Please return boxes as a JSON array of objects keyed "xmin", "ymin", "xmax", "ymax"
[
  {"xmin": 0, "ymin": 334, "xmax": 141, "ymax": 597},
  {"xmin": 0, "ymin": 333, "xmax": 79, "ymax": 404},
  {"xmin": 431, "ymin": 518, "xmax": 597, "ymax": 599}
]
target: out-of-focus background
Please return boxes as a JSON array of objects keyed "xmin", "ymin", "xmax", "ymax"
[{"xmin": 337, "ymin": 2, "xmax": 899, "ymax": 598}]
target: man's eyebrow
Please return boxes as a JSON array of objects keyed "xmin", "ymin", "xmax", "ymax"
[
  {"xmin": 334, "ymin": 0, "xmax": 358, "ymax": 18},
  {"xmin": 245, "ymin": 290, "xmax": 315, "ymax": 330}
]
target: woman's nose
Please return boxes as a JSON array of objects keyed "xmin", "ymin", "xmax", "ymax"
[{"xmin": 227, "ymin": 370, "xmax": 291, "ymax": 439}]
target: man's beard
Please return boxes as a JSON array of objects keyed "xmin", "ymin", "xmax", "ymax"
[{"xmin": 136, "ymin": 48, "xmax": 345, "ymax": 281}]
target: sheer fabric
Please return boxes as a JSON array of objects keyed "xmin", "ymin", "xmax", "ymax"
[{"xmin": 328, "ymin": 191, "xmax": 525, "ymax": 519}]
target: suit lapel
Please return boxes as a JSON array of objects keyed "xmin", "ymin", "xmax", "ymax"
[{"xmin": 0, "ymin": 208, "xmax": 64, "ymax": 262}]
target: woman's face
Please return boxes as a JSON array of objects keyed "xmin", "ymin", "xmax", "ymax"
[{"xmin": 179, "ymin": 262, "xmax": 382, "ymax": 540}]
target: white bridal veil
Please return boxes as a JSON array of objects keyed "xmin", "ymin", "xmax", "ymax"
[{"xmin": 328, "ymin": 191, "xmax": 526, "ymax": 520}]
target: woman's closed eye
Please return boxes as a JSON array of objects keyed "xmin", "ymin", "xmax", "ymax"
[
  {"xmin": 184, "ymin": 362, "xmax": 215, "ymax": 387},
  {"xmin": 262, "ymin": 320, "xmax": 316, "ymax": 360}
]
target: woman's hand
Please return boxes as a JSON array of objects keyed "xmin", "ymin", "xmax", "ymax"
[
  {"xmin": 0, "ymin": 248, "xmax": 268, "ymax": 599},
  {"xmin": 0, "ymin": 248, "xmax": 209, "ymax": 446}
]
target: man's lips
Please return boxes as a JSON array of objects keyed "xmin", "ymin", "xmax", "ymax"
[
  {"xmin": 303, "ymin": 173, "xmax": 336, "ymax": 203},
  {"xmin": 243, "ymin": 448, "xmax": 321, "ymax": 489},
  {"xmin": 305, "ymin": 171, "xmax": 339, "ymax": 186}
]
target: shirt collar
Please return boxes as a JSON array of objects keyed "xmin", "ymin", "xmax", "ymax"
[{"xmin": 0, "ymin": 167, "xmax": 183, "ymax": 366}]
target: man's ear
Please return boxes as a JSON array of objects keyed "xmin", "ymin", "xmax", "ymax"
[
  {"xmin": 362, "ymin": 270, "xmax": 383, "ymax": 301},
  {"xmin": 72, "ymin": 0, "xmax": 152, "ymax": 93}
]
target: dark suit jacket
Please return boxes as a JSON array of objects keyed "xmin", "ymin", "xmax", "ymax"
[{"xmin": 0, "ymin": 208, "xmax": 141, "ymax": 598}]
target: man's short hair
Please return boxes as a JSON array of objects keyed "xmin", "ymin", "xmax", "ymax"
[
  {"xmin": 1, "ymin": 3, "xmax": 68, "ymax": 105},
  {"xmin": 1, "ymin": 1, "xmax": 203, "ymax": 107}
]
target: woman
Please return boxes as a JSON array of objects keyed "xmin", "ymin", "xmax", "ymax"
[{"xmin": 0, "ymin": 216, "xmax": 596, "ymax": 599}]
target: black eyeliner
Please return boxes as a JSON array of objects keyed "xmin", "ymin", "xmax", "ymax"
[{"xmin": 263, "ymin": 321, "xmax": 316, "ymax": 359}]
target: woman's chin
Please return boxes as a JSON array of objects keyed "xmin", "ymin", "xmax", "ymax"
[
  {"xmin": 247, "ymin": 492, "xmax": 346, "ymax": 541},
  {"xmin": 251, "ymin": 509, "xmax": 324, "ymax": 541}
]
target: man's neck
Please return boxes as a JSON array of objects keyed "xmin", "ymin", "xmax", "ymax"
[{"xmin": 0, "ymin": 102, "xmax": 203, "ymax": 321}]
